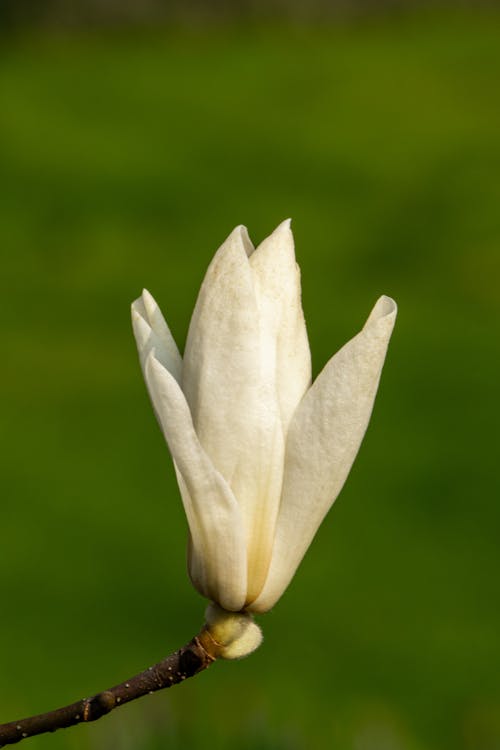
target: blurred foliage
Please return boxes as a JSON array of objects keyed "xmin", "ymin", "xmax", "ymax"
[
  {"xmin": 0, "ymin": 8, "xmax": 499, "ymax": 750},
  {"xmin": 0, "ymin": 0, "xmax": 497, "ymax": 28}
]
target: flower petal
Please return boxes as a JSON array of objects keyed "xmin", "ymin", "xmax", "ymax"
[
  {"xmin": 249, "ymin": 296, "xmax": 397, "ymax": 613},
  {"xmin": 145, "ymin": 350, "xmax": 247, "ymax": 612},
  {"xmin": 249, "ymin": 219, "xmax": 312, "ymax": 433},
  {"xmin": 182, "ymin": 225, "xmax": 284, "ymax": 603},
  {"xmin": 131, "ymin": 289, "xmax": 182, "ymax": 383}
]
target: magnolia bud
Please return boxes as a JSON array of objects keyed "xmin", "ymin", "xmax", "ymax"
[
  {"xmin": 202, "ymin": 603, "xmax": 263, "ymax": 660},
  {"xmin": 132, "ymin": 221, "xmax": 396, "ymax": 616}
]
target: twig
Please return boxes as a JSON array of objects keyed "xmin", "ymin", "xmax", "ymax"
[{"xmin": 0, "ymin": 628, "xmax": 218, "ymax": 747}]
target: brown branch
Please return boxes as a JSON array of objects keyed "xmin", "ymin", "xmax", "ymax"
[{"xmin": 0, "ymin": 629, "xmax": 219, "ymax": 747}]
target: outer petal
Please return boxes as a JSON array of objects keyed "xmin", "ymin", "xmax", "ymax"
[
  {"xmin": 182, "ymin": 226, "xmax": 284, "ymax": 604},
  {"xmin": 250, "ymin": 296, "xmax": 397, "ymax": 613},
  {"xmin": 249, "ymin": 219, "xmax": 312, "ymax": 434},
  {"xmin": 131, "ymin": 289, "xmax": 182, "ymax": 383},
  {"xmin": 145, "ymin": 350, "xmax": 247, "ymax": 612}
]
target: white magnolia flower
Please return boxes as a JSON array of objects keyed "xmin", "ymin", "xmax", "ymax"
[{"xmin": 132, "ymin": 220, "xmax": 396, "ymax": 618}]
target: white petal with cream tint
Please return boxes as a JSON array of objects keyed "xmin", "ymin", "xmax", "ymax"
[
  {"xmin": 131, "ymin": 289, "xmax": 182, "ymax": 383},
  {"xmin": 182, "ymin": 226, "xmax": 284, "ymax": 603},
  {"xmin": 145, "ymin": 351, "xmax": 247, "ymax": 612},
  {"xmin": 250, "ymin": 295, "xmax": 397, "ymax": 613},
  {"xmin": 249, "ymin": 219, "xmax": 312, "ymax": 434}
]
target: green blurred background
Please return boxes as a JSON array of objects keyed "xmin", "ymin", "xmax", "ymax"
[{"xmin": 1, "ymin": 2, "xmax": 499, "ymax": 749}]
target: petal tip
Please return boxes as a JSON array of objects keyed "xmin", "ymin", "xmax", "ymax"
[
  {"xmin": 254, "ymin": 218, "xmax": 294, "ymax": 259},
  {"xmin": 376, "ymin": 295, "xmax": 397, "ymax": 317},
  {"xmin": 232, "ymin": 224, "xmax": 254, "ymax": 256},
  {"xmin": 141, "ymin": 288, "xmax": 158, "ymax": 319},
  {"xmin": 131, "ymin": 289, "xmax": 153, "ymax": 321},
  {"xmin": 131, "ymin": 296, "xmax": 147, "ymax": 323},
  {"xmin": 274, "ymin": 217, "xmax": 293, "ymax": 235},
  {"xmin": 364, "ymin": 295, "xmax": 397, "ymax": 333}
]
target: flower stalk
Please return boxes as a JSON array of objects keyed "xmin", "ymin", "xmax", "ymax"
[
  {"xmin": 0, "ymin": 633, "xmax": 215, "ymax": 746},
  {"xmin": 0, "ymin": 605, "xmax": 262, "ymax": 747}
]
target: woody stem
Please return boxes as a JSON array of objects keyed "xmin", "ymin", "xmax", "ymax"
[{"xmin": 0, "ymin": 629, "xmax": 218, "ymax": 747}]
